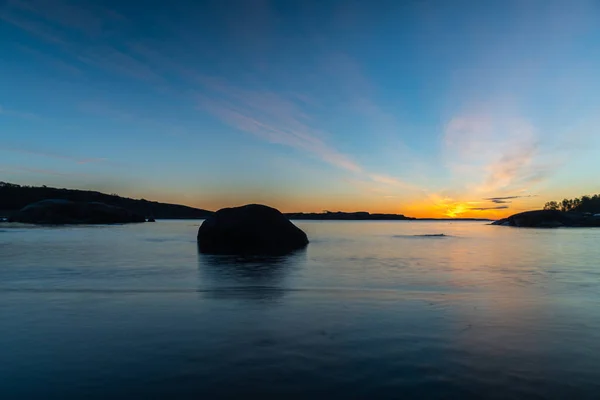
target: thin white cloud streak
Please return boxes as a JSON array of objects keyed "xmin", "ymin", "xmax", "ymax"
[
  {"xmin": 368, "ymin": 173, "xmax": 424, "ymax": 192},
  {"xmin": 196, "ymin": 84, "xmax": 430, "ymax": 198},
  {"xmin": 195, "ymin": 81, "xmax": 363, "ymax": 173},
  {"xmin": 193, "ymin": 54, "xmax": 427, "ymax": 194}
]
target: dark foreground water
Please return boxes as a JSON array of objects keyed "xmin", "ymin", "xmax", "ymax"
[{"xmin": 1, "ymin": 220, "xmax": 600, "ymax": 399}]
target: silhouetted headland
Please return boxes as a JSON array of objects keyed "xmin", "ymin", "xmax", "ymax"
[
  {"xmin": 198, "ymin": 204, "xmax": 309, "ymax": 255},
  {"xmin": 493, "ymin": 194, "xmax": 600, "ymax": 228},
  {"xmin": 0, "ymin": 182, "xmax": 211, "ymax": 220},
  {"xmin": 493, "ymin": 210, "xmax": 600, "ymax": 228},
  {"xmin": 8, "ymin": 199, "xmax": 146, "ymax": 224}
]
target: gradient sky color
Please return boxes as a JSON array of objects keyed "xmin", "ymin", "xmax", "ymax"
[{"xmin": 1, "ymin": 0, "xmax": 600, "ymax": 218}]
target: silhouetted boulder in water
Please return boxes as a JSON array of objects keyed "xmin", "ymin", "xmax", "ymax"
[
  {"xmin": 197, "ymin": 204, "xmax": 309, "ymax": 255},
  {"xmin": 8, "ymin": 199, "xmax": 146, "ymax": 224},
  {"xmin": 492, "ymin": 210, "xmax": 600, "ymax": 228}
]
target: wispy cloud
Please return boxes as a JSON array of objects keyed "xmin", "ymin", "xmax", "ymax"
[
  {"xmin": 196, "ymin": 80, "xmax": 362, "ymax": 173},
  {"xmin": 444, "ymin": 114, "xmax": 562, "ymax": 195},
  {"xmin": 484, "ymin": 195, "xmax": 536, "ymax": 204},
  {"xmin": 469, "ymin": 206, "xmax": 509, "ymax": 211},
  {"xmin": 368, "ymin": 174, "xmax": 422, "ymax": 192},
  {"xmin": 479, "ymin": 142, "xmax": 539, "ymax": 193}
]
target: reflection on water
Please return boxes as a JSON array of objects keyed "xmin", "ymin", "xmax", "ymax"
[
  {"xmin": 1, "ymin": 221, "xmax": 600, "ymax": 398},
  {"xmin": 197, "ymin": 246, "xmax": 306, "ymax": 301}
]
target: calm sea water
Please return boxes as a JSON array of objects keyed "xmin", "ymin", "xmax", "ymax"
[{"xmin": 1, "ymin": 220, "xmax": 600, "ymax": 399}]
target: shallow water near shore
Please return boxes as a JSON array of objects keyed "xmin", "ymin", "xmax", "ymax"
[{"xmin": 1, "ymin": 220, "xmax": 600, "ymax": 399}]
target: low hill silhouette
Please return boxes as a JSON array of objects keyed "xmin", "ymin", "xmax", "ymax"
[{"xmin": 0, "ymin": 182, "xmax": 212, "ymax": 219}]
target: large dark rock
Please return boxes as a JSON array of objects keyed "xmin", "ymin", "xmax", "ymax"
[
  {"xmin": 197, "ymin": 204, "xmax": 309, "ymax": 255},
  {"xmin": 8, "ymin": 199, "xmax": 146, "ymax": 224},
  {"xmin": 492, "ymin": 210, "xmax": 600, "ymax": 228}
]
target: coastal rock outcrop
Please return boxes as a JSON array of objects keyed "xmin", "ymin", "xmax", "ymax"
[
  {"xmin": 492, "ymin": 210, "xmax": 600, "ymax": 228},
  {"xmin": 8, "ymin": 199, "xmax": 146, "ymax": 224},
  {"xmin": 197, "ymin": 204, "xmax": 309, "ymax": 255}
]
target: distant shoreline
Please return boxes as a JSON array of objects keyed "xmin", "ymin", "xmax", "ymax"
[{"xmin": 285, "ymin": 212, "xmax": 491, "ymax": 221}]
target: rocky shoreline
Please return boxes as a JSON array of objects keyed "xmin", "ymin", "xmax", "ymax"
[{"xmin": 492, "ymin": 210, "xmax": 600, "ymax": 228}]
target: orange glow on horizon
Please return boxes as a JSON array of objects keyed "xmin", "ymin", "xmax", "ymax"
[
  {"xmin": 180, "ymin": 197, "xmax": 520, "ymax": 220},
  {"xmin": 398, "ymin": 202, "xmax": 515, "ymax": 220},
  {"xmin": 133, "ymin": 187, "xmax": 544, "ymax": 220}
]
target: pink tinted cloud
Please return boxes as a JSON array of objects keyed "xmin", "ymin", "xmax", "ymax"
[
  {"xmin": 443, "ymin": 114, "xmax": 561, "ymax": 194},
  {"xmin": 478, "ymin": 142, "xmax": 539, "ymax": 192}
]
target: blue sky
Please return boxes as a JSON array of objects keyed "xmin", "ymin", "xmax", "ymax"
[{"xmin": 1, "ymin": 0, "xmax": 599, "ymax": 217}]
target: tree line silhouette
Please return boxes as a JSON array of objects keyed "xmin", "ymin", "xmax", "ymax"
[{"xmin": 543, "ymin": 194, "xmax": 600, "ymax": 213}]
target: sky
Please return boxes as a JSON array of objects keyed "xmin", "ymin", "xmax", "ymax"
[{"xmin": 1, "ymin": 0, "xmax": 600, "ymax": 218}]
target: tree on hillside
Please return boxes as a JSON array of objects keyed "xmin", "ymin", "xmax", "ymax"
[
  {"xmin": 544, "ymin": 195, "xmax": 600, "ymax": 213},
  {"xmin": 543, "ymin": 201, "xmax": 559, "ymax": 211}
]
